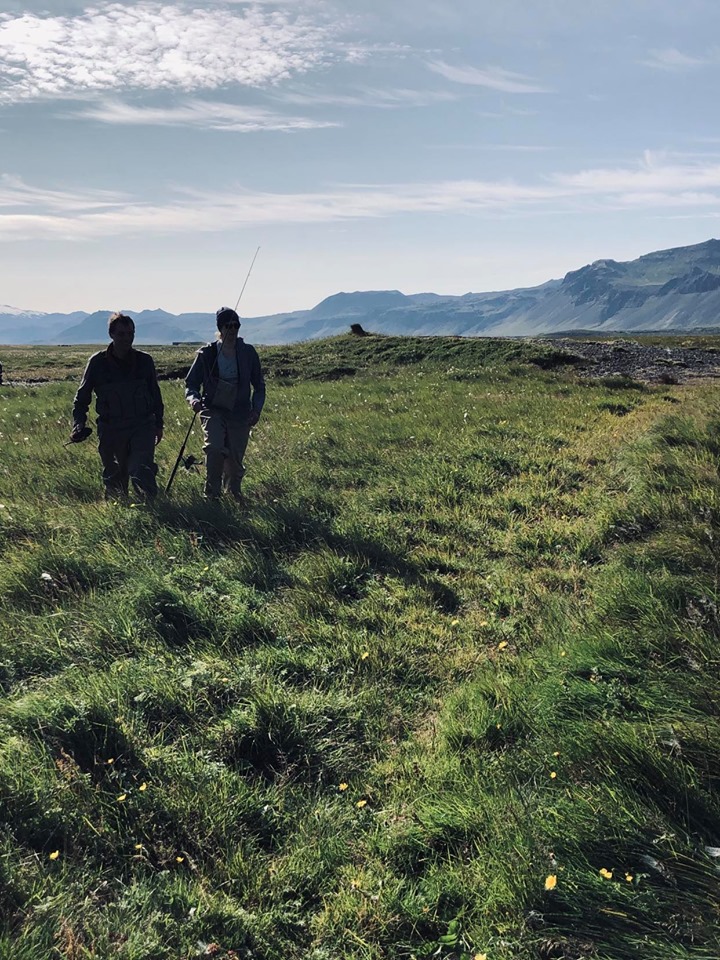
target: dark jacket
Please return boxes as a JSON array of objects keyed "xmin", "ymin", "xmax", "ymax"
[
  {"xmin": 73, "ymin": 346, "xmax": 164, "ymax": 430},
  {"xmin": 185, "ymin": 339, "xmax": 265, "ymax": 421}
]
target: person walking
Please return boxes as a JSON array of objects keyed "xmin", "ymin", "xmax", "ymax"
[
  {"xmin": 70, "ymin": 312, "xmax": 164, "ymax": 499},
  {"xmin": 184, "ymin": 307, "xmax": 265, "ymax": 501}
]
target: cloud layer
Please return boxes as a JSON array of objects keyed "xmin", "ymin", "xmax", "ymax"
[
  {"xmin": 275, "ymin": 86, "xmax": 457, "ymax": 109},
  {"xmin": 0, "ymin": 2, "xmax": 333, "ymax": 102},
  {"xmin": 640, "ymin": 47, "xmax": 706, "ymax": 70},
  {"xmin": 427, "ymin": 61, "xmax": 550, "ymax": 93},
  {"xmin": 77, "ymin": 99, "xmax": 340, "ymax": 131},
  {"xmin": 2, "ymin": 153, "xmax": 720, "ymax": 241}
]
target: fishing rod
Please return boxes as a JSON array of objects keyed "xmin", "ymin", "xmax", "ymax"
[
  {"xmin": 166, "ymin": 247, "xmax": 261, "ymax": 495},
  {"xmin": 164, "ymin": 412, "xmax": 198, "ymax": 494},
  {"xmin": 234, "ymin": 246, "xmax": 261, "ymax": 312}
]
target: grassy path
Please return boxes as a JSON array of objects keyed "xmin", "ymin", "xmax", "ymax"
[{"xmin": 1, "ymin": 339, "xmax": 719, "ymax": 959}]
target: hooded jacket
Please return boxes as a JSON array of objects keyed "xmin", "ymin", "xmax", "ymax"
[{"xmin": 185, "ymin": 339, "xmax": 265, "ymax": 421}]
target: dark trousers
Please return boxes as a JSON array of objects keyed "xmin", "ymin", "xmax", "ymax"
[{"xmin": 98, "ymin": 422, "xmax": 157, "ymax": 498}]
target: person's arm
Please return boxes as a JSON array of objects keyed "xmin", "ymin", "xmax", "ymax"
[
  {"xmin": 72, "ymin": 356, "xmax": 96, "ymax": 427},
  {"xmin": 147, "ymin": 356, "xmax": 164, "ymax": 443},
  {"xmin": 248, "ymin": 348, "xmax": 265, "ymax": 425},
  {"xmin": 185, "ymin": 350, "xmax": 206, "ymax": 412}
]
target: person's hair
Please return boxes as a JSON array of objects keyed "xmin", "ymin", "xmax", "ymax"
[
  {"xmin": 108, "ymin": 312, "xmax": 135, "ymax": 334},
  {"xmin": 216, "ymin": 307, "xmax": 240, "ymax": 331}
]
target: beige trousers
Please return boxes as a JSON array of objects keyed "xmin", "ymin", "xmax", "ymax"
[{"xmin": 200, "ymin": 411, "xmax": 250, "ymax": 498}]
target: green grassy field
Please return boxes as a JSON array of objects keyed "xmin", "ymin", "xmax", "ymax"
[
  {"xmin": 0, "ymin": 336, "xmax": 564, "ymax": 384},
  {"xmin": 1, "ymin": 336, "xmax": 720, "ymax": 959},
  {"xmin": 4, "ymin": 332, "xmax": 720, "ymax": 384}
]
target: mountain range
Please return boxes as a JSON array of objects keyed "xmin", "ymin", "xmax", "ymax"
[{"xmin": 4, "ymin": 238, "xmax": 720, "ymax": 345}]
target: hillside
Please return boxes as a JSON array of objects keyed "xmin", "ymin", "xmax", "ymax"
[
  {"xmin": 4, "ymin": 239, "xmax": 720, "ymax": 344},
  {"xmin": 3, "ymin": 332, "xmax": 720, "ymax": 389},
  {"xmin": 1, "ymin": 337, "xmax": 720, "ymax": 959}
]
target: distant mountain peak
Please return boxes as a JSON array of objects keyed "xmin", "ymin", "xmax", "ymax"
[
  {"xmin": 589, "ymin": 258, "xmax": 621, "ymax": 270},
  {"xmin": 309, "ymin": 290, "xmax": 409, "ymax": 319},
  {"xmin": 0, "ymin": 304, "xmax": 46, "ymax": 316}
]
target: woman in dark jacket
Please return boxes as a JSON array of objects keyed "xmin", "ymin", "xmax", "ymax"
[{"xmin": 184, "ymin": 307, "xmax": 265, "ymax": 500}]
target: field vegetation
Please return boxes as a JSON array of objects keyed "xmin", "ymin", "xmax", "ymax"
[{"xmin": 1, "ymin": 335, "xmax": 720, "ymax": 959}]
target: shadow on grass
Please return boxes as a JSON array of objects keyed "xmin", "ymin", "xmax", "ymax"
[{"xmin": 149, "ymin": 495, "xmax": 461, "ymax": 614}]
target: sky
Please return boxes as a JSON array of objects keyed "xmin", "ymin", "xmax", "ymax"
[{"xmin": 2, "ymin": 0, "xmax": 720, "ymax": 316}]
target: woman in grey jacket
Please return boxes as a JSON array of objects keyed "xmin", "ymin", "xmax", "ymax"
[{"xmin": 184, "ymin": 307, "xmax": 265, "ymax": 500}]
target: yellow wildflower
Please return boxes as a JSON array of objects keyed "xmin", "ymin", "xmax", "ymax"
[
  {"xmin": 117, "ymin": 793, "xmax": 127, "ymax": 802},
  {"xmin": 599, "ymin": 868, "xmax": 613, "ymax": 879},
  {"xmin": 49, "ymin": 850, "xmax": 60, "ymax": 861},
  {"xmin": 625, "ymin": 873, "xmax": 633, "ymax": 883},
  {"xmin": 550, "ymin": 772, "xmax": 557, "ymax": 779},
  {"xmin": 553, "ymin": 751, "xmax": 560, "ymax": 757},
  {"xmin": 138, "ymin": 783, "xmax": 147, "ymax": 792},
  {"xmin": 497, "ymin": 641, "xmax": 508, "ymax": 650},
  {"xmin": 544, "ymin": 874, "xmax": 557, "ymax": 890},
  {"xmin": 107, "ymin": 758, "xmax": 115, "ymax": 765},
  {"xmin": 134, "ymin": 843, "xmax": 143, "ymax": 850},
  {"xmin": 176, "ymin": 856, "xmax": 185, "ymax": 863},
  {"xmin": 474, "ymin": 954, "xmax": 488, "ymax": 960},
  {"xmin": 356, "ymin": 799, "xmax": 367, "ymax": 808},
  {"xmin": 360, "ymin": 651, "xmax": 369, "ymax": 660},
  {"xmin": 339, "ymin": 783, "xmax": 348, "ymax": 791}
]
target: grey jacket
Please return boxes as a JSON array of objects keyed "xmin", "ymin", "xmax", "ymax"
[
  {"xmin": 185, "ymin": 340, "xmax": 265, "ymax": 421},
  {"xmin": 73, "ymin": 346, "xmax": 164, "ymax": 430}
]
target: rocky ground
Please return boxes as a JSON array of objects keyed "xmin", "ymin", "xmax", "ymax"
[{"xmin": 540, "ymin": 338, "xmax": 720, "ymax": 384}]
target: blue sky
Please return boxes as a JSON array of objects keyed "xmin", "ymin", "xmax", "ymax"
[{"xmin": 2, "ymin": 0, "xmax": 720, "ymax": 316}]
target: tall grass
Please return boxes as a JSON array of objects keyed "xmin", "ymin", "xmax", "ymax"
[{"xmin": 1, "ymin": 336, "xmax": 719, "ymax": 959}]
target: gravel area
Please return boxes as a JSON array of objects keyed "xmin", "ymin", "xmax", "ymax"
[
  {"xmin": 1, "ymin": 378, "xmax": 52, "ymax": 386},
  {"xmin": 539, "ymin": 338, "xmax": 720, "ymax": 384}
]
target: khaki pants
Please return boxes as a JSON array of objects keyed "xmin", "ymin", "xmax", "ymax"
[{"xmin": 200, "ymin": 410, "xmax": 250, "ymax": 498}]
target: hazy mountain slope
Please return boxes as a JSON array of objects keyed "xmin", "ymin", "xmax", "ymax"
[
  {"xmin": 265, "ymin": 242, "xmax": 720, "ymax": 338},
  {"xmin": 0, "ymin": 311, "xmax": 87, "ymax": 342},
  {"xmin": 3, "ymin": 238, "xmax": 720, "ymax": 344},
  {"xmin": 51, "ymin": 310, "xmax": 206, "ymax": 344}
]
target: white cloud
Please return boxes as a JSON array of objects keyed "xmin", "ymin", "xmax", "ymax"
[
  {"xmin": 640, "ymin": 47, "xmax": 706, "ymax": 70},
  {"xmin": 555, "ymin": 152, "xmax": 720, "ymax": 195},
  {"xmin": 427, "ymin": 60, "xmax": 550, "ymax": 93},
  {"xmin": 276, "ymin": 85, "xmax": 457, "ymax": 108},
  {"xmin": 3, "ymin": 154, "xmax": 720, "ymax": 241},
  {"xmin": 427, "ymin": 143, "xmax": 553, "ymax": 152},
  {"xmin": 0, "ymin": 2, "xmax": 334, "ymax": 103},
  {"xmin": 0, "ymin": 173, "xmax": 126, "ymax": 211},
  {"xmin": 75, "ymin": 98, "xmax": 340, "ymax": 131}
]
